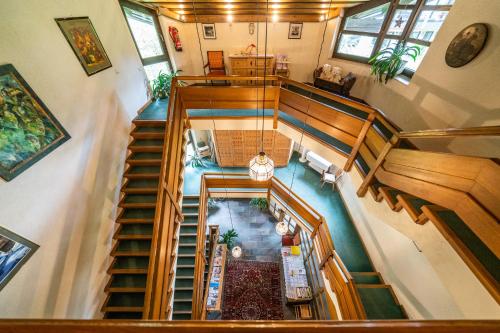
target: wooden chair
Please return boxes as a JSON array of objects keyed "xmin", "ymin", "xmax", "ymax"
[
  {"xmin": 320, "ymin": 167, "xmax": 344, "ymax": 189},
  {"xmin": 204, "ymin": 51, "xmax": 226, "ymax": 76}
]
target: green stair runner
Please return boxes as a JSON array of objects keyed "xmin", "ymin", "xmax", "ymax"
[
  {"xmin": 172, "ymin": 195, "xmax": 200, "ymax": 320},
  {"xmin": 102, "ymin": 120, "xmax": 165, "ymax": 319}
]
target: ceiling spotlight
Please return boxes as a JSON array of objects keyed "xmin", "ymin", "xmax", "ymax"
[
  {"xmin": 272, "ymin": 13, "xmax": 279, "ymax": 22},
  {"xmin": 227, "ymin": 14, "xmax": 233, "ymax": 22},
  {"xmin": 178, "ymin": 10, "xmax": 185, "ymax": 15},
  {"xmin": 320, "ymin": 15, "xmax": 325, "ymax": 21},
  {"xmin": 181, "ymin": 15, "xmax": 186, "ymax": 21},
  {"xmin": 321, "ymin": 3, "xmax": 328, "ymax": 8},
  {"xmin": 225, "ymin": 4, "xmax": 233, "ymax": 9},
  {"xmin": 272, "ymin": 4, "xmax": 279, "ymax": 9}
]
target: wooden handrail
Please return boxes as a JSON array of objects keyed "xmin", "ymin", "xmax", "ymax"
[
  {"xmin": 1, "ymin": 320, "xmax": 499, "ymax": 332},
  {"xmin": 399, "ymin": 126, "xmax": 500, "ymax": 138},
  {"xmin": 201, "ymin": 225, "xmax": 220, "ymax": 320}
]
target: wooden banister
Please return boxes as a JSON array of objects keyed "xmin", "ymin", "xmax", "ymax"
[
  {"xmin": 399, "ymin": 126, "xmax": 500, "ymax": 138},
  {"xmin": 201, "ymin": 225, "xmax": 220, "ymax": 320},
  {"xmin": 1, "ymin": 320, "xmax": 499, "ymax": 332}
]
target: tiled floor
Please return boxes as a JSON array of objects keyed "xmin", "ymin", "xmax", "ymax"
[
  {"xmin": 208, "ymin": 199, "xmax": 282, "ymax": 262},
  {"xmin": 184, "ymin": 152, "xmax": 373, "ymax": 273}
]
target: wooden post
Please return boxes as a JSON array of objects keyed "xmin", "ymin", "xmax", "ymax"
[
  {"xmin": 273, "ymin": 81, "xmax": 281, "ymax": 129},
  {"xmin": 344, "ymin": 112, "xmax": 375, "ymax": 171},
  {"xmin": 357, "ymin": 134, "xmax": 399, "ymax": 197}
]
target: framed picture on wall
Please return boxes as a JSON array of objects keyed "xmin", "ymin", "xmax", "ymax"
[
  {"xmin": 0, "ymin": 226, "xmax": 39, "ymax": 291},
  {"xmin": 288, "ymin": 22, "xmax": 303, "ymax": 39},
  {"xmin": 0, "ymin": 64, "xmax": 70, "ymax": 182},
  {"xmin": 55, "ymin": 17, "xmax": 112, "ymax": 76},
  {"xmin": 202, "ymin": 23, "xmax": 217, "ymax": 39}
]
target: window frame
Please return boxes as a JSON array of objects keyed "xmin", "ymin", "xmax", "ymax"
[
  {"xmin": 119, "ymin": 0, "xmax": 173, "ymax": 74},
  {"xmin": 333, "ymin": 0, "xmax": 453, "ymax": 77}
]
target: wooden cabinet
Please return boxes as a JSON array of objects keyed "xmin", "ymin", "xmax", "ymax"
[
  {"xmin": 213, "ymin": 130, "xmax": 291, "ymax": 167},
  {"xmin": 229, "ymin": 55, "xmax": 275, "ymax": 85}
]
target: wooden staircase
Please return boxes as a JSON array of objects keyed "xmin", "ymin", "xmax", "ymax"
[
  {"xmin": 102, "ymin": 119, "xmax": 166, "ymax": 319},
  {"xmin": 172, "ymin": 195, "xmax": 200, "ymax": 320}
]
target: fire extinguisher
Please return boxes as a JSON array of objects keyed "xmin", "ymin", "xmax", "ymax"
[{"xmin": 169, "ymin": 26, "xmax": 182, "ymax": 52}]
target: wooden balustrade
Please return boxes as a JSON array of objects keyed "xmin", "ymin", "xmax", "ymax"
[
  {"xmin": 1, "ymin": 320, "xmax": 499, "ymax": 332},
  {"xmin": 201, "ymin": 225, "xmax": 220, "ymax": 320},
  {"xmin": 143, "ymin": 78, "xmax": 188, "ymax": 319}
]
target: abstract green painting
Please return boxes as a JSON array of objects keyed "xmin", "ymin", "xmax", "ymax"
[{"xmin": 0, "ymin": 64, "xmax": 70, "ymax": 181}]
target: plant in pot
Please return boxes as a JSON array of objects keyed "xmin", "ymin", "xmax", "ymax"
[
  {"xmin": 187, "ymin": 154, "xmax": 206, "ymax": 168},
  {"xmin": 249, "ymin": 197, "xmax": 268, "ymax": 210},
  {"xmin": 369, "ymin": 42, "xmax": 421, "ymax": 84},
  {"xmin": 152, "ymin": 70, "xmax": 179, "ymax": 100},
  {"xmin": 219, "ymin": 229, "xmax": 239, "ymax": 249}
]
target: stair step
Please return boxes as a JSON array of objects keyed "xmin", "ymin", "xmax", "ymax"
[
  {"xmin": 124, "ymin": 178, "xmax": 159, "ymax": 189},
  {"xmin": 124, "ymin": 172, "xmax": 160, "ymax": 179},
  {"xmin": 119, "ymin": 208, "xmax": 156, "ymax": 220},
  {"xmin": 112, "ymin": 240, "xmax": 151, "ymax": 257},
  {"xmin": 176, "ymin": 266, "xmax": 195, "ymax": 277},
  {"xmin": 126, "ymin": 165, "xmax": 161, "ymax": 174},
  {"xmin": 130, "ymin": 138, "xmax": 164, "ymax": 146},
  {"xmin": 110, "ymin": 257, "xmax": 149, "ymax": 271},
  {"xmin": 378, "ymin": 187, "xmax": 403, "ymax": 210},
  {"xmin": 172, "ymin": 312, "xmax": 192, "ymax": 320},
  {"xmin": 122, "ymin": 193, "xmax": 157, "ymax": 203},
  {"xmin": 182, "ymin": 207, "xmax": 200, "ymax": 214},
  {"xmin": 105, "ymin": 312, "xmax": 143, "ymax": 319},
  {"xmin": 108, "ymin": 274, "xmax": 147, "ymax": 290},
  {"xmin": 116, "ymin": 223, "xmax": 153, "ymax": 236},
  {"xmin": 179, "ymin": 235, "xmax": 197, "ymax": 243},
  {"xmin": 351, "ymin": 272, "xmax": 383, "ymax": 285},
  {"xmin": 356, "ymin": 284, "xmax": 407, "ymax": 320},
  {"xmin": 132, "ymin": 119, "xmax": 166, "ymax": 127},
  {"xmin": 119, "ymin": 202, "xmax": 156, "ymax": 209},
  {"xmin": 180, "ymin": 224, "xmax": 198, "ymax": 234},
  {"xmin": 105, "ymin": 293, "xmax": 145, "ymax": 308},
  {"xmin": 131, "ymin": 131, "xmax": 164, "ymax": 139},
  {"xmin": 122, "ymin": 187, "xmax": 158, "ymax": 194}
]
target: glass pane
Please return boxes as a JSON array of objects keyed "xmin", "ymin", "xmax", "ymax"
[
  {"xmin": 337, "ymin": 34, "xmax": 377, "ymax": 58},
  {"xmin": 404, "ymin": 43, "xmax": 429, "ymax": 71},
  {"xmin": 379, "ymin": 38, "xmax": 400, "ymax": 50},
  {"xmin": 344, "ymin": 2, "xmax": 391, "ymax": 33},
  {"xmin": 426, "ymin": 0, "xmax": 455, "ymax": 5},
  {"xmin": 387, "ymin": 9, "xmax": 412, "ymax": 36},
  {"xmin": 144, "ymin": 61, "xmax": 170, "ymax": 82},
  {"xmin": 123, "ymin": 6, "xmax": 164, "ymax": 59},
  {"xmin": 410, "ymin": 10, "xmax": 449, "ymax": 42},
  {"xmin": 400, "ymin": 0, "xmax": 417, "ymax": 4}
]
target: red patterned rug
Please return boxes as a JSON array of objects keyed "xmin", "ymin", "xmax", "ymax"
[{"xmin": 222, "ymin": 260, "xmax": 284, "ymax": 320}]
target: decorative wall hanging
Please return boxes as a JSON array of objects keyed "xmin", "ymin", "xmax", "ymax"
[
  {"xmin": 445, "ymin": 23, "xmax": 488, "ymax": 68},
  {"xmin": 169, "ymin": 26, "xmax": 183, "ymax": 51},
  {"xmin": 0, "ymin": 226, "xmax": 39, "ymax": 291},
  {"xmin": 0, "ymin": 64, "xmax": 70, "ymax": 182},
  {"xmin": 248, "ymin": 23, "xmax": 255, "ymax": 35},
  {"xmin": 202, "ymin": 23, "xmax": 217, "ymax": 39},
  {"xmin": 55, "ymin": 17, "xmax": 112, "ymax": 76},
  {"xmin": 288, "ymin": 22, "xmax": 303, "ymax": 39}
]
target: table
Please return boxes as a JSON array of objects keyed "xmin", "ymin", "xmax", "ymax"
[{"xmin": 281, "ymin": 246, "xmax": 312, "ymax": 303}]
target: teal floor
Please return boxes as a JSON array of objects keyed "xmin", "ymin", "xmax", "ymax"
[
  {"xmin": 183, "ymin": 153, "xmax": 373, "ymax": 273},
  {"xmin": 137, "ymin": 99, "xmax": 169, "ymax": 120}
]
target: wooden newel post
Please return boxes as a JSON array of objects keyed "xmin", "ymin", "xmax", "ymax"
[
  {"xmin": 344, "ymin": 112, "xmax": 376, "ymax": 171},
  {"xmin": 356, "ymin": 134, "xmax": 399, "ymax": 197}
]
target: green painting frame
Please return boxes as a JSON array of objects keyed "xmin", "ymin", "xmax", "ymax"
[
  {"xmin": 55, "ymin": 16, "xmax": 112, "ymax": 76},
  {"xmin": 0, "ymin": 64, "xmax": 70, "ymax": 181},
  {"xmin": 0, "ymin": 226, "xmax": 39, "ymax": 291}
]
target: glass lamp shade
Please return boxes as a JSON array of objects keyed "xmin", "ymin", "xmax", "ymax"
[
  {"xmin": 275, "ymin": 221, "xmax": 289, "ymax": 236},
  {"xmin": 249, "ymin": 152, "xmax": 274, "ymax": 181},
  {"xmin": 231, "ymin": 246, "xmax": 242, "ymax": 258}
]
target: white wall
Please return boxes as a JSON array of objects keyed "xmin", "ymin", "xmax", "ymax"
[
  {"xmin": 319, "ymin": 0, "xmax": 500, "ymax": 158},
  {"xmin": 160, "ymin": 17, "xmax": 329, "ymax": 82},
  {"xmin": 0, "ymin": 0, "xmax": 148, "ymax": 318}
]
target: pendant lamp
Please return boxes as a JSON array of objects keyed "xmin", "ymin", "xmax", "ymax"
[
  {"xmin": 249, "ymin": 151, "xmax": 274, "ymax": 181},
  {"xmin": 231, "ymin": 245, "xmax": 242, "ymax": 258}
]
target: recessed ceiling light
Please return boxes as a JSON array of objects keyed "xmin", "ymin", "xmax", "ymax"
[
  {"xmin": 227, "ymin": 14, "xmax": 233, "ymax": 22},
  {"xmin": 181, "ymin": 15, "xmax": 186, "ymax": 21},
  {"xmin": 272, "ymin": 4, "xmax": 279, "ymax": 9},
  {"xmin": 178, "ymin": 10, "xmax": 185, "ymax": 15},
  {"xmin": 321, "ymin": 4, "xmax": 328, "ymax": 8},
  {"xmin": 225, "ymin": 4, "xmax": 233, "ymax": 9},
  {"xmin": 272, "ymin": 13, "xmax": 279, "ymax": 22},
  {"xmin": 320, "ymin": 15, "xmax": 325, "ymax": 21}
]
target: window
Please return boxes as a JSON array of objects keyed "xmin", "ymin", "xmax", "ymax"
[
  {"xmin": 333, "ymin": 0, "xmax": 454, "ymax": 75},
  {"xmin": 119, "ymin": 0, "xmax": 172, "ymax": 82}
]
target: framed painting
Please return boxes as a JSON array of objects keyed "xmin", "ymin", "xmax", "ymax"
[
  {"xmin": 288, "ymin": 22, "xmax": 303, "ymax": 39},
  {"xmin": 0, "ymin": 64, "xmax": 70, "ymax": 181},
  {"xmin": 0, "ymin": 226, "xmax": 39, "ymax": 291},
  {"xmin": 445, "ymin": 23, "xmax": 488, "ymax": 68},
  {"xmin": 202, "ymin": 23, "xmax": 217, "ymax": 39},
  {"xmin": 55, "ymin": 17, "xmax": 112, "ymax": 76}
]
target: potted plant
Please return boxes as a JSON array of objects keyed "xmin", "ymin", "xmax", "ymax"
[
  {"xmin": 187, "ymin": 154, "xmax": 206, "ymax": 168},
  {"xmin": 151, "ymin": 70, "xmax": 179, "ymax": 100},
  {"xmin": 219, "ymin": 229, "xmax": 239, "ymax": 249},
  {"xmin": 250, "ymin": 197, "xmax": 268, "ymax": 210},
  {"xmin": 369, "ymin": 42, "xmax": 421, "ymax": 84}
]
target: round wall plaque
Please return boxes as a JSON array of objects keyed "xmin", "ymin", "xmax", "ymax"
[{"xmin": 445, "ymin": 23, "xmax": 488, "ymax": 68}]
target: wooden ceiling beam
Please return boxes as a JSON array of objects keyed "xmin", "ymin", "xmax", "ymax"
[
  {"xmin": 142, "ymin": 0, "xmax": 364, "ymax": 3},
  {"xmin": 179, "ymin": 8, "xmax": 340, "ymax": 22},
  {"xmin": 172, "ymin": 9, "xmax": 340, "ymax": 15}
]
